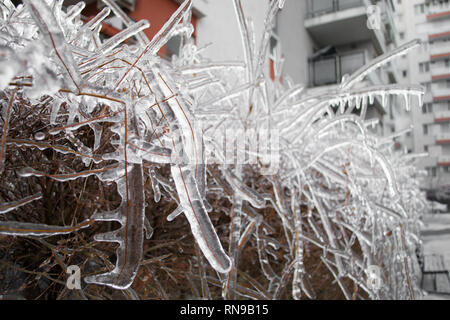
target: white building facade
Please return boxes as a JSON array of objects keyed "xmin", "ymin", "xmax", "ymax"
[
  {"xmin": 275, "ymin": 0, "xmax": 400, "ymax": 137},
  {"xmin": 394, "ymin": 0, "xmax": 450, "ymax": 189}
]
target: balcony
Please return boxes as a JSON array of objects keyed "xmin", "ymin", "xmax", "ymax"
[
  {"xmin": 434, "ymin": 95, "xmax": 450, "ymax": 103},
  {"xmin": 306, "ymin": 0, "xmax": 365, "ymax": 18},
  {"xmin": 437, "ymin": 156, "xmax": 450, "ymax": 167},
  {"xmin": 426, "ymin": 0, "xmax": 450, "ymax": 21},
  {"xmin": 436, "ymin": 133, "xmax": 450, "ymax": 144},
  {"xmin": 427, "ymin": 10, "xmax": 450, "ymax": 21},
  {"xmin": 429, "ymin": 30, "xmax": 450, "ymax": 42},
  {"xmin": 430, "ymin": 41, "xmax": 450, "ymax": 61},
  {"xmin": 431, "ymin": 52, "xmax": 450, "ymax": 62},
  {"xmin": 431, "ymin": 61, "xmax": 450, "ymax": 82},
  {"xmin": 432, "ymin": 73, "xmax": 450, "ymax": 82},
  {"xmin": 431, "ymin": 59, "xmax": 450, "ymax": 74},
  {"xmin": 432, "ymin": 85, "xmax": 450, "ymax": 102},
  {"xmin": 304, "ymin": 0, "xmax": 394, "ymax": 52},
  {"xmin": 308, "ymin": 50, "xmax": 366, "ymax": 86},
  {"xmin": 435, "ymin": 111, "xmax": 450, "ymax": 123}
]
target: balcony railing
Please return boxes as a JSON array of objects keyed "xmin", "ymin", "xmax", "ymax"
[
  {"xmin": 306, "ymin": 0, "xmax": 364, "ymax": 18},
  {"xmin": 432, "ymin": 84, "xmax": 450, "ymax": 100},
  {"xmin": 426, "ymin": 0, "xmax": 450, "ymax": 21},
  {"xmin": 432, "ymin": 73, "xmax": 450, "ymax": 82},
  {"xmin": 435, "ymin": 111, "xmax": 450, "ymax": 122},
  {"xmin": 434, "ymin": 96, "xmax": 450, "ymax": 103},
  {"xmin": 309, "ymin": 51, "xmax": 366, "ymax": 87},
  {"xmin": 427, "ymin": 10, "xmax": 450, "ymax": 21},
  {"xmin": 430, "ymin": 41, "xmax": 450, "ymax": 58},
  {"xmin": 437, "ymin": 156, "xmax": 450, "ymax": 166},
  {"xmin": 429, "ymin": 30, "xmax": 450, "ymax": 41},
  {"xmin": 436, "ymin": 133, "xmax": 450, "ymax": 143},
  {"xmin": 431, "ymin": 61, "xmax": 450, "ymax": 76}
]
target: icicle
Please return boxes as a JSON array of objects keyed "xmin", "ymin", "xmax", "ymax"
[
  {"xmin": 144, "ymin": 0, "xmax": 192, "ymax": 57},
  {"xmin": 417, "ymin": 92, "xmax": 424, "ymax": 108},
  {"xmin": 368, "ymin": 92, "xmax": 374, "ymax": 105},
  {"xmin": 149, "ymin": 169, "xmax": 162, "ymax": 203},
  {"xmin": 19, "ymin": 164, "xmax": 122, "ymax": 182},
  {"xmin": 0, "ymin": 192, "xmax": 42, "ymax": 214},
  {"xmin": 171, "ymin": 163, "xmax": 232, "ymax": 274},
  {"xmin": 232, "ymin": 0, "xmax": 255, "ymax": 84},
  {"xmin": 222, "ymin": 168, "xmax": 266, "ymax": 209},
  {"xmin": 166, "ymin": 205, "xmax": 184, "ymax": 222},
  {"xmin": 0, "ymin": 219, "xmax": 92, "ymax": 237},
  {"xmin": 66, "ymin": 1, "xmax": 85, "ymax": 22},
  {"xmin": 85, "ymin": 164, "xmax": 145, "ymax": 289},
  {"xmin": 179, "ymin": 62, "xmax": 245, "ymax": 75},
  {"xmin": 0, "ymin": 88, "xmax": 17, "ymax": 174},
  {"xmin": 381, "ymin": 91, "xmax": 387, "ymax": 109},
  {"xmin": 70, "ymin": 7, "xmax": 110, "ymax": 44},
  {"xmin": 292, "ymin": 199, "xmax": 304, "ymax": 300},
  {"xmin": 403, "ymin": 92, "xmax": 409, "ymax": 111},
  {"xmin": 7, "ymin": 138, "xmax": 103, "ymax": 163},
  {"xmin": 99, "ymin": 20, "xmax": 150, "ymax": 54},
  {"xmin": 102, "ymin": 0, "xmax": 149, "ymax": 46}
]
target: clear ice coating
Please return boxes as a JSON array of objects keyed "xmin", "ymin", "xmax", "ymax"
[{"xmin": 0, "ymin": 0, "xmax": 428, "ymax": 299}]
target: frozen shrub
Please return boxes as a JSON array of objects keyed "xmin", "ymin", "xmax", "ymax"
[{"xmin": 0, "ymin": 0, "xmax": 427, "ymax": 299}]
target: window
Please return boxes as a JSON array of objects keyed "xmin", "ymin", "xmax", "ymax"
[
  {"xmin": 423, "ymin": 103, "xmax": 433, "ymax": 114},
  {"xmin": 415, "ymin": 4, "xmax": 425, "ymax": 14},
  {"xmin": 424, "ymin": 145, "xmax": 429, "ymax": 152},
  {"xmin": 399, "ymin": 32, "xmax": 405, "ymax": 40},
  {"xmin": 419, "ymin": 62, "xmax": 430, "ymax": 73},
  {"xmin": 428, "ymin": 167, "xmax": 438, "ymax": 177},
  {"xmin": 423, "ymin": 124, "xmax": 429, "ymax": 135},
  {"xmin": 445, "ymin": 59, "xmax": 450, "ymax": 68},
  {"xmin": 402, "ymin": 70, "xmax": 408, "ymax": 77}
]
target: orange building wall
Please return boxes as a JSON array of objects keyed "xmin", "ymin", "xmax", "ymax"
[
  {"xmin": 129, "ymin": 0, "xmax": 197, "ymax": 56},
  {"xmin": 83, "ymin": 0, "xmax": 197, "ymax": 57}
]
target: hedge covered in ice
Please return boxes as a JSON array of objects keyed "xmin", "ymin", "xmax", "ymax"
[{"xmin": 0, "ymin": 0, "xmax": 428, "ymax": 300}]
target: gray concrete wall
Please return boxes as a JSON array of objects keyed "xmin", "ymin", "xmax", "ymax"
[
  {"xmin": 194, "ymin": 0, "xmax": 269, "ymax": 62},
  {"xmin": 276, "ymin": 0, "xmax": 315, "ymax": 86}
]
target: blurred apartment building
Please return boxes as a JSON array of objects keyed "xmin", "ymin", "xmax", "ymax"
[
  {"xmin": 276, "ymin": 0, "xmax": 400, "ymax": 137},
  {"xmin": 393, "ymin": 0, "xmax": 450, "ymax": 189}
]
